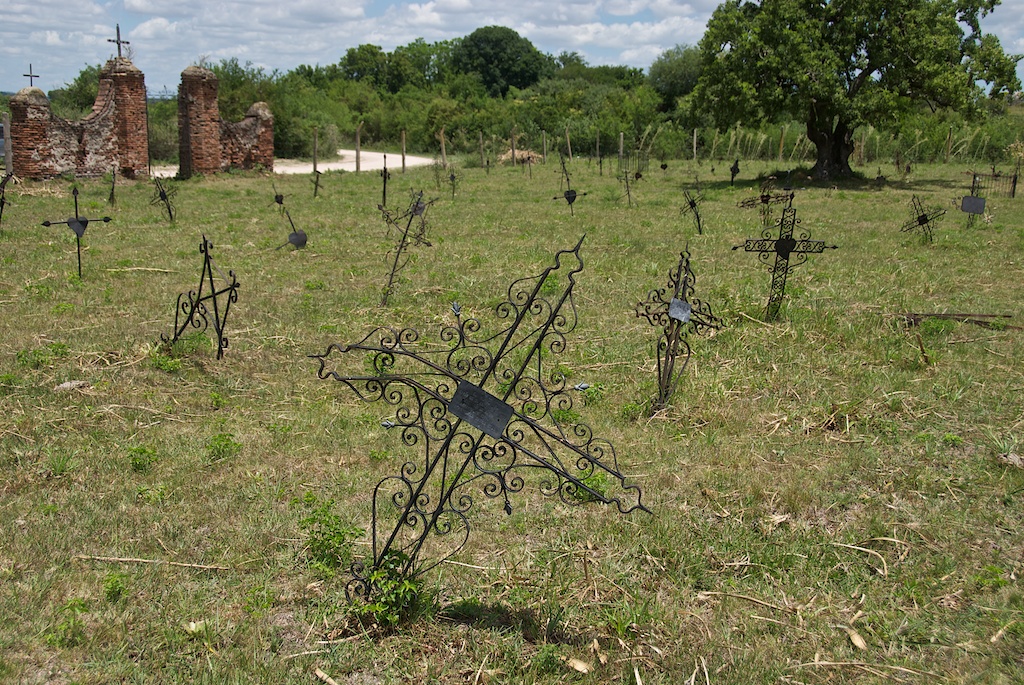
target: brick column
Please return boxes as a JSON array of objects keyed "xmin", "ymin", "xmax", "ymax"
[
  {"xmin": 178, "ymin": 66, "xmax": 221, "ymax": 179},
  {"xmin": 9, "ymin": 88, "xmax": 52, "ymax": 180},
  {"xmin": 107, "ymin": 58, "xmax": 149, "ymax": 178}
]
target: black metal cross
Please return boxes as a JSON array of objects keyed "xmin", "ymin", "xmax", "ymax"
[
  {"xmin": 311, "ymin": 237, "xmax": 649, "ymax": 602},
  {"xmin": 108, "ymin": 24, "xmax": 130, "ymax": 58},
  {"xmin": 162, "ymin": 236, "xmax": 239, "ymax": 360},
  {"xmin": 24, "ymin": 64, "xmax": 40, "ymax": 87},
  {"xmin": 311, "ymin": 170, "xmax": 323, "ymax": 199},
  {"xmin": 635, "ymin": 248, "xmax": 719, "ymax": 413},
  {"xmin": 680, "ymin": 189, "xmax": 705, "ymax": 235},
  {"xmin": 738, "ymin": 179, "xmax": 794, "ymax": 226},
  {"xmin": 380, "ymin": 155, "xmax": 390, "ymax": 206},
  {"xmin": 732, "ymin": 205, "xmax": 837, "ymax": 321},
  {"xmin": 900, "ymin": 195, "xmax": 945, "ymax": 243},
  {"xmin": 276, "ymin": 208, "xmax": 307, "ymax": 250},
  {"xmin": 151, "ymin": 178, "xmax": 177, "ymax": 222},
  {"xmin": 379, "ymin": 190, "xmax": 434, "ymax": 306},
  {"xmin": 552, "ymin": 155, "xmax": 586, "ymax": 216},
  {"xmin": 730, "ymin": 159, "xmax": 740, "ymax": 185},
  {"xmin": 41, "ymin": 187, "xmax": 111, "ymax": 278}
]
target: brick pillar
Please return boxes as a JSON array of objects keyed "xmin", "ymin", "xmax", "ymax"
[
  {"xmin": 106, "ymin": 58, "xmax": 149, "ymax": 178},
  {"xmin": 249, "ymin": 102, "xmax": 274, "ymax": 171},
  {"xmin": 9, "ymin": 88, "xmax": 52, "ymax": 180},
  {"xmin": 178, "ymin": 66, "xmax": 221, "ymax": 179}
]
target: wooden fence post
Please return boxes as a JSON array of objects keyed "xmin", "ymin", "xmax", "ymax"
[
  {"xmin": 693, "ymin": 128, "xmax": 698, "ymax": 161},
  {"xmin": 479, "ymin": 131, "xmax": 485, "ymax": 167},
  {"xmin": 401, "ymin": 130, "xmax": 406, "ymax": 172},
  {"xmin": 511, "ymin": 127, "xmax": 517, "ymax": 167},
  {"xmin": 355, "ymin": 122, "xmax": 363, "ymax": 172},
  {"xmin": 542, "ymin": 130, "xmax": 547, "ymax": 164},
  {"xmin": 312, "ymin": 126, "xmax": 318, "ymax": 174},
  {"xmin": 438, "ymin": 126, "xmax": 448, "ymax": 168},
  {"xmin": 2, "ymin": 113, "xmax": 11, "ymax": 175},
  {"xmin": 565, "ymin": 125, "xmax": 573, "ymax": 162},
  {"xmin": 619, "ymin": 132, "xmax": 624, "ymax": 167}
]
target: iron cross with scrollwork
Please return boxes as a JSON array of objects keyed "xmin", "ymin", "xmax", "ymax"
[
  {"xmin": 311, "ymin": 237, "xmax": 649, "ymax": 602},
  {"xmin": 732, "ymin": 206, "xmax": 837, "ymax": 322},
  {"xmin": 635, "ymin": 248, "xmax": 719, "ymax": 413},
  {"xmin": 162, "ymin": 236, "xmax": 239, "ymax": 359},
  {"xmin": 738, "ymin": 179, "xmax": 794, "ymax": 226},
  {"xmin": 379, "ymin": 190, "xmax": 434, "ymax": 307},
  {"xmin": 553, "ymin": 154, "xmax": 586, "ymax": 215},
  {"xmin": 900, "ymin": 195, "xmax": 945, "ymax": 243},
  {"xmin": 151, "ymin": 178, "xmax": 177, "ymax": 222}
]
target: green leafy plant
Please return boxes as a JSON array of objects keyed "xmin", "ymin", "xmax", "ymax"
[
  {"xmin": 294, "ymin": 493, "xmax": 364, "ymax": 574},
  {"xmin": 46, "ymin": 598, "xmax": 88, "ymax": 647},
  {"xmin": 353, "ymin": 551, "xmax": 425, "ymax": 628},
  {"xmin": 128, "ymin": 445, "xmax": 158, "ymax": 473},
  {"xmin": 206, "ymin": 432, "xmax": 242, "ymax": 462},
  {"xmin": 103, "ymin": 573, "xmax": 128, "ymax": 603}
]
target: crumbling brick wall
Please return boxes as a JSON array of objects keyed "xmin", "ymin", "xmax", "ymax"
[
  {"xmin": 9, "ymin": 58, "xmax": 148, "ymax": 180},
  {"xmin": 178, "ymin": 66, "xmax": 273, "ymax": 179}
]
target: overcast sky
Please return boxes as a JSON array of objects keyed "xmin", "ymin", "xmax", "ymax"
[{"xmin": 3, "ymin": 0, "xmax": 1023, "ymax": 96}]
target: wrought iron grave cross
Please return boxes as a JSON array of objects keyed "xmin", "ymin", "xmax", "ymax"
[
  {"xmin": 162, "ymin": 236, "xmax": 239, "ymax": 359},
  {"xmin": 311, "ymin": 237, "xmax": 649, "ymax": 601},
  {"xmin": 108, "ymin": 24, "xmax": 130, "ymax": 58},
  {"xmin": 900, "ymin": 195, "xmax": 945, "ymax": 243},
  {"xmin": 732, "ymin": 205, "xmax": 837, "ymax": 322},
  {"xmin": 738, "ymin": 179, "xmax": 794, "ymax": 226},
  {"xmin": 24, "ymin": 65, "xmax": 40, "ymax": 87},
  {"xmin": 41, "ymin": 187, "xmax": 111, "ymax": 278},
  {"xmin": 681, "ymin": 189, "xmax": 705, "ymax": 235},
  {"xmin": 553, "ymin": 155, "xmax": 586, "ymax": 215},
  {"xmin": 277, "ymin": 208, "xmax": 307, "ymax": 249},
  {"xmin": 635, "ymin": 248, "xmax": 719, "ymax": 413},
  {"xmin": 151, "ymin": 178, "xmax": 177, "ymax": 222},
  {"xmin": 379, "ymin": 190, "xmax": 434, "ymax": 307}
]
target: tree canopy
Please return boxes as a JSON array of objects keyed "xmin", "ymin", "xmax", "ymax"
[
  {"xmin": 689, "ymin": 0, "xmax": 1022, "ymax": 179},
  {"xmin": 647, "ymin": 44, "xmax": 701, "ymax": 112},
  {"xmin": 451, "ymin": 26, "xmax": 555, "ymax": 97}
]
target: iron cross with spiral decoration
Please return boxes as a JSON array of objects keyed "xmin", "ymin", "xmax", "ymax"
[
  {"xmin": 900, "ymin": 195, "xmax": 945, "ymax": 243},
  {"xmin": 680, "ymin": 189, "xmax": 705, "ymax": 235},
  {"xmin": 311, "ymin": 236, "xmax": 649, "ymax": 603},
  {"xmin": 635, "ymin": 248, "xmax": 719, "ymax": 413}
]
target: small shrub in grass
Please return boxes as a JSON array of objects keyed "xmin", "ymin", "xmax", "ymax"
[
  {"xmin": 530, "ymin": 643, "xmax": 562, "ymax": 674},
  {"xmin": 294, "ymin": 492, "xmax": 364, "ymax": 575},
  {"xmin": 352, "ymin": 551, "xmax": 429, "ymax": 628},
  {"xmin": 170, "ymin": 331, "xmax": 212, "ymax": 356},
  {"xmin": 46, "ymin": 598, "xmax": 88, "ymax": 647},
  {"xmin": 149, "ymin": 353, "xmax": 182, "ymax": 373},
  {"xmin": 103, "ymin": 573, "xmax": 128, "ymax": 603},
  {"xmin": 128, "ymin": 445, "xmax": 158, "ymax": 473},
  {"xmin": 206, "ymin": 432, "xmax": 241, "ymax": 462}
]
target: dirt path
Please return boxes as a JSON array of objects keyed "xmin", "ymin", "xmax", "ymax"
[{"xmin": 152, "ymin": 149, "xmax": 434, "ymax": 178}]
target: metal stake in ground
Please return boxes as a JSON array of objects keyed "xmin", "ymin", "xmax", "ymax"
[
  {"xmin": 108, "ymin": 166, "xmax": 117, "ymax": 205},
  {"xmin": 0, "ymin": 173, "xmax": 12, "ymax": 231},
  {"xmin": 619, "ymin": 172, "xmax": 638, "ymax": 208},
  {"xmin": 379, "ymin": 190, "xmax": 435, "ymax": 307},
  {"xmin": 162, "ymin": 236, "xmax": 239, "ymax": 360},
  {"xmin": 311, "ymin": 170, "xmax": 323, "ymax": 199},
  {"xmin": 730, "ymin": 159, "xmax": 740, "ymax": 186},
  {"xmin": 732, "ymin": 205, "xmax": 837, "ymax": 322},
  {"xmin": 310, "ymin": 236, "xmax": 649, "ymax": 603},
  {"xmin": 635, "ymin": 248, "xmax": 719, "ymax": 413},
  {"xmin": 41, "ymin": 187, "xmax": 111, "ymax": 278},
  {"xmin": 151, "ymin": 178, "xmax": 177, "ymax": 222},
  {"xmin": 447, "ymin": 168, "xmax": 460, "ymax": 200},
  {"xmin": 900, "ymin": 195, "xmax": 945, "ymax": 243},
  {"xmin": 681, "ymin": 189, "xmax": 705, "ymax": 235}
]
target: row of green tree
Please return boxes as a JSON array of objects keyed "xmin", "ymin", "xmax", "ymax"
[{"xmin": 5, "ymin": 2, "xmax": 1023, "ymax": 178}]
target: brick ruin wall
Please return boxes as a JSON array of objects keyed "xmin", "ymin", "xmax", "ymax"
[
  {"xmin": 178, "ymin": 66, "xmax": 273, "ymax": 178},
  {"xmin": 9, "ymin": 58, "xmax": 149, "ymax": 180}
]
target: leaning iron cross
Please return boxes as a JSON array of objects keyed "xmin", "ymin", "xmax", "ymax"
[
  {"xmin": 162, "ymin": 236, "xmax": 239, "ymax": 359},
  {"xmin": 635, "ymin": 248, "xmax": 719, "ymax": 413},
  {"xmin": 732, "ymin": 206, "xmax": 837, "ymax": 322},
  {"xmin": 311, "ymin": 237, "xmax": 649, "ymax": 601},
  {"xmin": 900, "ymin": 195, "xmax": 945, "ymax": 243}
]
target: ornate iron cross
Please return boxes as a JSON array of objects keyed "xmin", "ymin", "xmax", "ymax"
[
  {"xmin": 379, "ymin": 190, "xmax": 434, "ymax": 307},
  {"xmin": 41, "ymin": 187, "xmax": 111, "ymax": 278},
  {"xmin": 162, "ymin": 236, "xmax": 239, "ymax": 359},
  {"xmin": 151, "ymin": 178, "xmax": 177, "ymax": 222},
  {"xmin": 738, "ymin": 179, "xmax": 794, "ymax": 226},
  {"xmin": 108, "ymin": 24, "xmax": 130, "ymax": 58},
  {"xmin": 24, "ymin": 64, "xmax": 40, "ymax": 87},
  {"xmin": 681, "ymin": 189, "xmax": 705, "ymax": 235},
  {"xmin": 635, "ymin": 248, "xmax": 719, "ymax": 413},
  {"xmin": 311, "ymin": 237, "xmax": 649, "ymax": 601},
  {"xmin": 900, "ymin": 195, "xmax": 945, "ymax": 243},
  {"xmin": 732, "ymin": 206, "xmax": 837, "ymax": 322}
]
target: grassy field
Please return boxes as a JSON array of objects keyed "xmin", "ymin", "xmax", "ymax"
[{"xmin": 1, "ymin": 156, "xmax": 1023, "ymax": 684}]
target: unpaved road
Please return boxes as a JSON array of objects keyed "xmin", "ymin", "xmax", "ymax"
[{"xmin": 152, "ymin": 149, "xmax": 434, "ymax": 178}]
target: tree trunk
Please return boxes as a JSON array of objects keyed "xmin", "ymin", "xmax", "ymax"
[{"xmin": 806, "ymin": 109, "xmax": 854, "ymax": 180}]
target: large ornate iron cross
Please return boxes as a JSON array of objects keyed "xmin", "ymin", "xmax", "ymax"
[
  {"xmin": 635, "ymin": 248, "xmax": 719, "ymax": 413},
  {"xmin": 900, "ymin": 195, "xmax": 945, "ymax": 243},
  {"xmin": 162, "ymin": 236, "xmax": 239, "ymax": 359},
  {"xmin": 732, "ymin": 206, "xmax": 837, "ymax": 322},
  {"xmin": 41, "ymin": 187, "xmax": 111, "ymax": 278},
  {"xmin": 311, "ymin": 237, "xmax": 649, "ymax": 601}
]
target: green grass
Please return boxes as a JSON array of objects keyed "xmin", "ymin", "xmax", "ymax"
[{"xmin": 1, "ymin": 158, "xmax": 1023, "ymax": 682}]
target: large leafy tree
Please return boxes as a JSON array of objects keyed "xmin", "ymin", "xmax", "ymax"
[
  {"xmin": 689, "ymin": 0, "xmax": 1021, "ymax": 179},
  {"xmin": 647, "ymin": 44, "xmax": 702, "ymax": 112},
  {"xmin": 452, "ymin": 26, "xmax": 555, "ymax": 97}
]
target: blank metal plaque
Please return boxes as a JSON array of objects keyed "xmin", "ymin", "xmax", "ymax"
[{"xmin": 449, "ymin": 380, "xmax": 514, "ymax": 439}]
